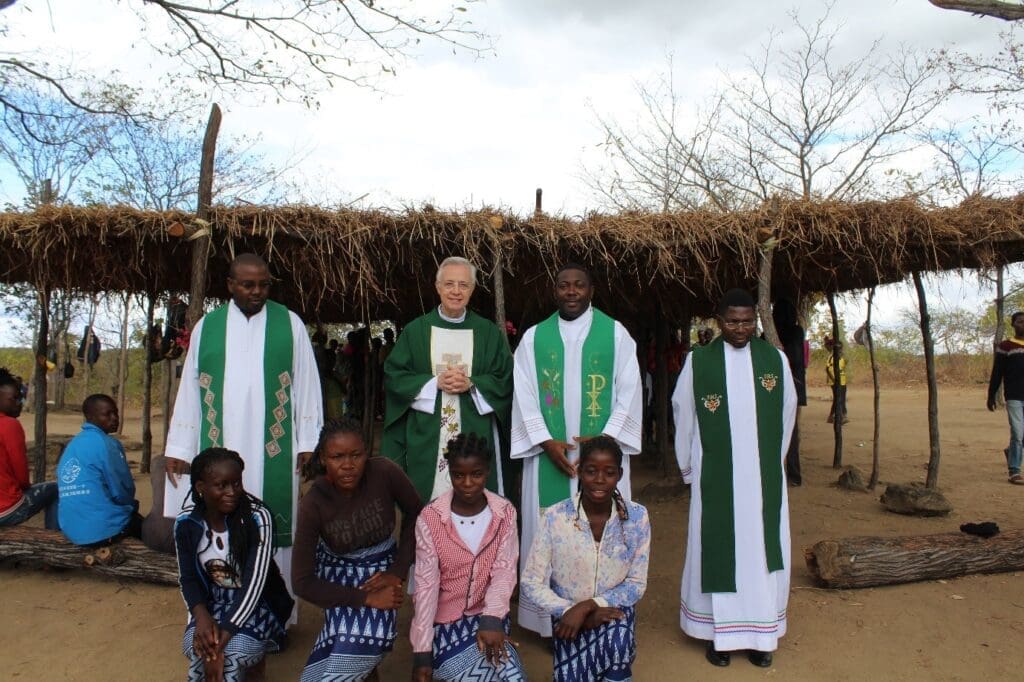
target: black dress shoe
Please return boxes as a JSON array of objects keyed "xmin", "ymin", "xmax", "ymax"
[
  {"xmin": 748, "ymin": 651, "xmax": 773, "ymax": 667},
  {"xmin": 705, "ymin": 642, "xmax": 731, "ymax": 667}
]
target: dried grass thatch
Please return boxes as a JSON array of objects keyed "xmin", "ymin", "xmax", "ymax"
[{"xmin": 2, "ymin": 196, "xmax": 1023, "ymax": 328}]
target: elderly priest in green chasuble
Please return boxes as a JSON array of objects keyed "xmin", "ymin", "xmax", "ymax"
[
  {"xmin": 672, "ymin": 288, "xmax": 796, "ymax": 670},
  {"xmin": 510, "ymin": 263, "xmax": 644, "ymax": 637},
  {"xmin": 381, "ymin": 257, "xmax": 513, "ymax": 502}
]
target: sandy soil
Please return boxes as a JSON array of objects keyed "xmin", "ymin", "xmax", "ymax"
[{"xmin": 2, "ymin": 384, "xmax": 1023, "ymax": 681}]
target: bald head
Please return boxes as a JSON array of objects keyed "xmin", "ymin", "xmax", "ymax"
[{"xmin": 228, "ymin": 253, "xmax": 269, "ymax": 279}]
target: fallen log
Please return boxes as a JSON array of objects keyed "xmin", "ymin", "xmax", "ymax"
[
  {"xmin": 0, "ymin": 526, "xmax": 178, "ymax": 585},
  {"xmin": 805, "ymin": 529, "xmax": 1024, "ymax": 589}
]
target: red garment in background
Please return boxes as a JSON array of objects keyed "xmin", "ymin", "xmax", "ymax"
[{"xmin": 0, "ymin": 414, "xmax": 29, "ymax": 513}]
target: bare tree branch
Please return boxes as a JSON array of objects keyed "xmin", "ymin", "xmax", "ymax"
[{"xmin": 929, "ymin": 0, "xmax": 1024, "ymax": 21}]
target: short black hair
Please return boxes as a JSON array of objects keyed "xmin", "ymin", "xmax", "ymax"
[
  {"xmin": 444, "ymin": 432, "xmax": 492, "ymax": 467},
  {"xmin": 82, "ymin": 393, "xmax": 116, "ymax": 418},
  {"xmin": 555, "ymin": 263, "xmax": 593, "ymax": 286},
  {"xmin": 716, "ymin": 288, "xmax": 756, "ymax": 315},
  {"xmin": 1012, "ymin": 311, "xmax": 1024, "ymax": 324},
  {"xmin": 228, "ymin": 253, "xmax": 269, "ymax": 278},
  {"xmin": 0, "ymin": 367, "xmax": 20, "ymax": 392}
]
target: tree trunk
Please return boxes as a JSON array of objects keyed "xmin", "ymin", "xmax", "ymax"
[
  {"xmin": 116, "ymin": 294, "xmax": 131, "ymax": 434},
  {"xmin": 0, "ymin": 526, "xmax": 178, "ymax": 585},
  {"xmin": 994, "ymin": 266, "xmax": 1005, "ymax": 407},
  {"xmin": 186, "ymin": 103, "xmax": 222, "ymax": 328},
  {"xmin": 866, "ymin": 287, "xmax": 881, "ymax": 490},
  {"xmin": 912, "ymin": 271, "xmax": 942, "ymax": 489},
  {"xmin": 140, "ymin": 294, "xmax": 156, "ymax": 474},
  {"xmin": 804, "ymin": 528, "xmax": 1024, "ymax": 589},
  {"xmin": 31, "ymin": 286, "xmax": 50, "ymax": 482},
  {"xmin": 827, "ymin": 292, "xmax": 843, "ymax": 469},
  {"xmin": 162, "ymin": 360, "xmax": 175, "ymax": 447},
  {"xmin": 654, "ymin": 307, "xmax": 670, "ymax": 475},
  {"xmin": 757, "ymin": 243, "xmax": 780, "ymax": 347}
]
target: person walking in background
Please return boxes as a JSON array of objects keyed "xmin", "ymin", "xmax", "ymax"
[{"xmin": 988, "ymin": 311, "xmax": 1024, "ymax": 485}]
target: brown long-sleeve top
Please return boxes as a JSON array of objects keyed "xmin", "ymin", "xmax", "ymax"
[{"xmin": 292, "ymin": 457, "xmax": 423, "ymax": 609}]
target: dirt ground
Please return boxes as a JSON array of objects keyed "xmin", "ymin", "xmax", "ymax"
[{"xmin": 2, "ymin": 384, "xmax": 1023, "ymax": 681}]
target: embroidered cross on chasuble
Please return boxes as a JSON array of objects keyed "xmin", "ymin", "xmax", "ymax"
[{"xmin": 429, "ymin": 327, "xmax": 474, "ymax": 499}]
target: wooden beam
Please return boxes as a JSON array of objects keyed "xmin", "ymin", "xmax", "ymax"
[
  {"xmin": 0, "ymin": 527, "xmax": 178, "ymax": 585},
  {"xmin": 805, "ymin": 529, "xmax": 1024, "ymax": 589},
  {"xmin": 31, "ymin": 285, "xmax": 49, "ymax": 483},
  {"xmin": 929, "ymin": 0, "xmax": 1024, "ymax": 21}
]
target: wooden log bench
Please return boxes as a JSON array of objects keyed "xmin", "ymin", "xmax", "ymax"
[
  {"xmin": 0, "ymin": 526, "xmax": 178, "ymax": 585},
  {"xmin": 805, "ymin": 529, "xmax": 1024, "ymax": 589}
]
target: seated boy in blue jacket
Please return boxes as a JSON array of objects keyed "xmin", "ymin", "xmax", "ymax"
[{"xmin": 58, "ymin": 394, "xmax": 142, "ymax": 546}]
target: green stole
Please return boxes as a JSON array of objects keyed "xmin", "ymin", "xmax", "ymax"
[
  {"xmin": 691, "ymin": 336, "xmax": 784, "ymax": 593},
  {"xmin": 197, "ymin": 301, "xmax": 295, "ymax": 548},
  {"xmin": 533, "ymin": 308, "xmax": 615, "ymax": 507}
]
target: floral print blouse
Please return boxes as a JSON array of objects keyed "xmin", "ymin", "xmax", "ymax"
[{"xmin": 521, "ymin": 494, "xmax": 651, "ymax": 618}]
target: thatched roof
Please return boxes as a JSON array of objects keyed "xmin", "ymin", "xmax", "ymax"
[{"xmin": 2, "ymin": 197, "xmax": 1023, "ymax": 328}]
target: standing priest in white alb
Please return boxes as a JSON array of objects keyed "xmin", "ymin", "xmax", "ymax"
[
  {"xmin": 510, "ymin": 263, "xmax": 643, "ymax": 637},
  {"xmin": 672, "ymin": 288, "xmax": 796, "ymax": 669},
  {"xmin": 164, "ymin": 254, "xmax": 323, "ymax": 619}
]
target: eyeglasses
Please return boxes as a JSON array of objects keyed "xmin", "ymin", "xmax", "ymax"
[
  {"xmin": 441, "ymin": 281, "xmax": 473, "ymax": 292},
  {"xmin": 721, "ymin": 320, "xmax": 757, "ymax": 329}
]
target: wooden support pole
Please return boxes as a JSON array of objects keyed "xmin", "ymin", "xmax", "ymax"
[
  {"xmin": 534, "ymin": 188, "xmax": 543, "ymax": 217},
  {"xmin": 804, "ymin": 529, "xmax": 1024, "ymax": 589},
  {"xmin": 866, "ymin": 287, "xmax": 881, "ymax": 490},
  {"xmin": 31, "ymin": 285, "xmax": 49, "ymax": 483},
  {"xmin": 116, "ymin": 294, "xmax": 131, "ymax": 434},
  {"xmin": 186, "ymin": 103, "xmax": 222, "ymax": 327},
  {"xmin": 757, "ymin": 200, "xmax": 781, "ymax": 347},
  {"xmin": 912, "ymin": 271, "xmax": 942, "ymax": 489},
  {"xmin": 140, "ymin": 293, "xmax": 156, "ymax": 474},
  {"xmin": 654, "ymin": 306, "xmax": 670, "ymax": 475},
  {"xmin": 827, "ymin": 291, "xmax": 843, "ymax": 469},
  {"xmin": 489, "ymin": 216, "xmax": 509, "ymax": 351}
]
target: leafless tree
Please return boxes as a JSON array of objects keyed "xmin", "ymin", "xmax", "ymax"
[
  {"xmin": 1, "ymin": 1, "xmax": 490, "ymax": 124},
  {"xmin": 582, "ymin": 62, "xmax": 738, "ymax": 212},
  {"xmin": 721, "ymin": 6, "xmax": 945, "ymax": 202},
  {"xmin": 583, "ymin": 5, "xmax": 945, "ymax": 212}
]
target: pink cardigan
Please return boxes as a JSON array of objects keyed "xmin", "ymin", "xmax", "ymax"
[{"xmin": 410, "ymin": 489, "xmax": 519, "ymax": 658}]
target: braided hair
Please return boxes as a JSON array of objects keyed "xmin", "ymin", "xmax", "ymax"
[
  {"xmin": 188, "ymin": 447, "xmax": 264, "ymax": 572},
  {"xmin": 443, "ymin": 432, "xmax": 492, "ymax": 469},
  {"xmin": 304, "ymin": 417, "xmax": 365, "ymax": 481},
  {"xmin": 577, "ymin": 435, "xmax": 629, "ymax": 523}
]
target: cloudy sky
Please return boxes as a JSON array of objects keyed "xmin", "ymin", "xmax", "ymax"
[{"xmin": 0, "ymin": 0, "xmax": 1016, "ymax": 342}]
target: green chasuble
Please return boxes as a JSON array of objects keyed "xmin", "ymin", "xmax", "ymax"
[
  {"xmin": 197, "ymin": 301, "xmax": 295, "ymax": 548},
  {"xmin": 381, "ymin": 309, "xmax": 514, "ymax": 502},
  {"xmin": 691, "ymin": 336, "xmax": 785, "ymax": 592},
  {"xmin": 533, "ymin": 308, "xmax": 616, "ymax": 507}
]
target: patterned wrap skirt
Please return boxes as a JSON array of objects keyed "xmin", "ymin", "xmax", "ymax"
[
  {"xmin": 432, "ymin": 614, "xmax": 526, "ymax": 682},
  {"xmin": 551, "ymin": 606, "xmax": 637, "ymax": 682},
  {"xmin": 182, "ymin": 583, "xmax": 285, "ymax": 682},
  {"xmin": 300, "ymin": 538, "xmax": 398, "ymax": 682}
]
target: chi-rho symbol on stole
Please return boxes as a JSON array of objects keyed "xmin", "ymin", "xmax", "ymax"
[{"xmin": 429, "ymin": 327, "xmax": 474, "ymax": 499}]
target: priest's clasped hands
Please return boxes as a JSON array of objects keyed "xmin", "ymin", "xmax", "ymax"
[{"xmin": 437, "ymin": 366, "xmax": 472, "ymax": 394}]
